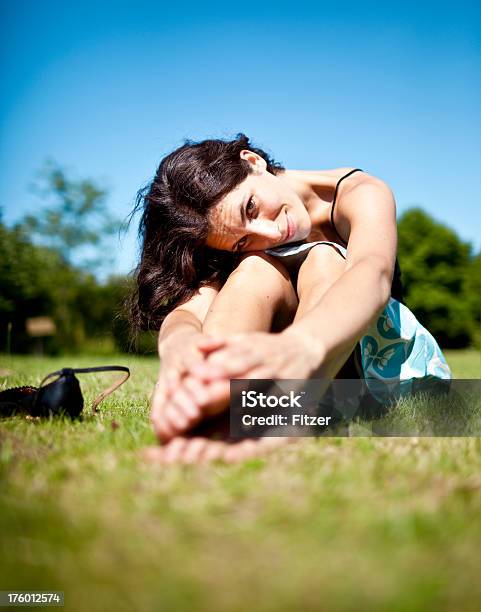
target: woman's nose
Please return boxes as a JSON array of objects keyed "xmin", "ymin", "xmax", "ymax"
[{"xmin": 248, "ymin": 217, "xmax": 282, "ymax": 241}]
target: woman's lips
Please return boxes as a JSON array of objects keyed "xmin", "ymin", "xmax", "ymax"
[{"xmin": 285, "ymin": 211, "xmax": 295, "ymax": 241}]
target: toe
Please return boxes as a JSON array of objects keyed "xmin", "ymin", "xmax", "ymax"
[
  {"xmin": 199, "ymin": 440, "xmax": 227, "ymax": 464},
  {"xmin": 162, "ymin": 437, "xmax": 190, "ymax": 463},
  {"xmin": 180, "ymin": 437, "xmax": 210, "ymax": 464},
  {"xmin": 141, "ymin": 446, "xmax": 165, "ymax": 463}
]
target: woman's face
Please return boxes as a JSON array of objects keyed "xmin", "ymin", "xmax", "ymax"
[{"xmin": 205, "ymin": 150, "xmax": 312, "ymax": 252}]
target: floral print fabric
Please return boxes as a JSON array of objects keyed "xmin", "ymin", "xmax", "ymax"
[{"xmin": 265, "ymin": 240, "xmax": 452, "ymax": 402}]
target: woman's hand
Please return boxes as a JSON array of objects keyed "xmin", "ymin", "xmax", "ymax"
[
  {"xmin": 151, "ymin": 331, "xmax": 226, "ymax": 441},
  {"xmin": 151, "ymin": 328, "xmax": 326, "ymax": 442},
  {"xmin": 159, "ymin": 331, "xmax": 224, "ymax": 389},
  {"xmin": 190, "ymin": 329, "xmax": 326, "ymax": 382}
]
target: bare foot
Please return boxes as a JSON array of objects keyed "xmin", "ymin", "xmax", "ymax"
[
  {"xmin": 142, "ymin": 435, "xmax": 294, "ymax": 465},
  {"xmin": 152, "ymin": 374, "xmax": 231, "ymax": 443},
  {"xmin": 144, "ymin": 409, "xmax": 295, "ymax": 464}
]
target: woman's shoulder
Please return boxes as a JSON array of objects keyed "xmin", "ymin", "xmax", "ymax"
[{"xmin": 283, "ymin": 167, "xmax": 367, "ymax": 191}]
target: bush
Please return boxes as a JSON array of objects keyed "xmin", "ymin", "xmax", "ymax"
[
  {"xmin": 398, "ymin": 208, "xmax": 479, "ymax": 348},
  {"xmin": 0, "ymin": 220, "xmax": 138, "ymax": 354}
]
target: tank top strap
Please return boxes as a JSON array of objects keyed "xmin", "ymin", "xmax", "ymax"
[
  {"xmin": 266, "ymin": 168, "xmax": 405, "ymax": 303},
  {"xmin": 328, "ymin": 168, "xmax": 405, "ymax": 302},
  {"xmin": 330, "ymin": 168, "xmax": 364, "ymax": 245},
  {"xmin": 265, "ymin": 240, "xmax": 347, "ymax": 259}
]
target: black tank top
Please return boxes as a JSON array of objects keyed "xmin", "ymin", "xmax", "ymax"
[{"xmin": 330, "ymin": 168, "xmax": 404, "ymax": 303}]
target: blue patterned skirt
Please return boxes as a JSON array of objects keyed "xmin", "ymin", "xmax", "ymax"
[{"xmin": 265, "ymin": 240, "xmax": 452, "ymax": 403}]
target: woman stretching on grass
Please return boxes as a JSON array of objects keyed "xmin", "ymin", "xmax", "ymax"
[{"xmin": 130, "ymin": 133, "xmax": 451, "ymax": 464}]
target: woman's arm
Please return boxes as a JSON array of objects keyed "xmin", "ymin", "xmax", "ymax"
[
  {"xmin": 152, "ymin": 282, "xmax": 224, "ymax": 441},
  {"xmin": 158, "ymin": 282, "xmax": 222, "ymax": 357},
  {"xmin": 283, "ymin": 174, "xmax": 397, "ymax": 374}
]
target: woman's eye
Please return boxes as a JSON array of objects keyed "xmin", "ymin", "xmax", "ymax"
[
  {"xmin": 246, "ymin": 196, "xmax": 256, "ymax": 218},
  {"xmin": 237, "ymin": 237, "xmax": 248, "ymax": 251}
]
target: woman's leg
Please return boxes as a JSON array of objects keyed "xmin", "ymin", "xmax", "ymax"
[
  {"xmin": 145, "ymin": 254, "xmax": 299, "ymax": 464},
  {"xmin": 294, "ymin": 244, "xmax": 359, "ymax": 379},
  {"xmin": 202, "ymin": 251, "xmax": 299, "ymax": 335},
  {"xmin": 171, "ymin": 252, "xmax": 298, "ymax": 430},
  {"xmin": 154, "ymin": 253, "xmax": 298, "ymax": 438},
  {"xmin": 186, "ymin": 252, "xmax": 299, "ymax": 421},
  {"xmin": 295, "ymin": 245, "xmax": 346, "ymax": 319}
]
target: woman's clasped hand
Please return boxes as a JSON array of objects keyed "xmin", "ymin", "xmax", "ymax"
[
  {"xmin": 152, "ymin": 328, "xmax": 325, "ymax": 442},
  {"xmin": 151, "ymin": 331, "xmax": 225, "ymax": 441}
]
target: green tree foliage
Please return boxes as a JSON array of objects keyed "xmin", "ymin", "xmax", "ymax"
[
  {"xmin": 397, "ymin": 208, "xmax": 479, "ymax": 348},
  {"xmin": 0, "ymin": 220, "xmax": 155, "ymax": 356},
  {"xmin": 0, "ymin": 218, "xmax": 146, "ymax": 354},
  {"xmin": 463, "ymin": 252, "xmax": 481, "ymax": 349},
  {"xmin": 0, "ymin": 162, "xmax": 143, "ymax": 354},
  {"xmin": 18, "ymin": 160, "xmax": 121, "ymax": 272},
  {"xmin": 0, "ymin": 218, "xmax": 85, "ymax": 352}
]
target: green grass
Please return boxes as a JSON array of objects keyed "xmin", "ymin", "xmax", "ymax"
[
  {"xmin": 444, "ymin": 348, "xmax": 481, "ymax": 378},
  {"xmin": 0, "ymin": 350, "xmax": 480, "ymax": 612}
]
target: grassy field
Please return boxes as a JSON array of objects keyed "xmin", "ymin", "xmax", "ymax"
[{"xmin": 0, "ymin": 349, "xmax": 480, "ymax": 612}]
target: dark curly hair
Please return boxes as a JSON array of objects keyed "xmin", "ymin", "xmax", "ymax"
[{"xmin": 129, "ymin": 133, "xmax": 285, "ymax": 332}]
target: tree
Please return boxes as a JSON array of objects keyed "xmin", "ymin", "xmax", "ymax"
[
  {"xmin": 463, "ymin": 252, "xmax": 481, "ymax": 349},
  {"xmin": 0, "ymin": 162, "xmax": 137, "ymax": 354},
  {"xmin": 0, "ymin": 215, "xmax": 86, "ymax": 352},
  {"xmin": 18, "ymin": 160, "xmax": 121, "ymax": 274},
  {"xmin": 0, "ymin": 217, "xmax": 144, "ymax": 354},
  {"xmin": 397, "ymin": 208, "xmax": 476, "ymax": 348}
]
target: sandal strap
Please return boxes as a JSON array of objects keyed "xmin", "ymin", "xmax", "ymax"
[
  {"xmin": 1, "ymin": 366, "xmax": 130, "ymax": 417},
  {"xmin": 38, "ymin": 366, "xmax": 130, "ymax": 414}
]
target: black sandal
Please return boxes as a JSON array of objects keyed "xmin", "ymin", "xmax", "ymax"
[{"xmin": 0, "ymin": 366, "xmax": 130, "ymax": 419}]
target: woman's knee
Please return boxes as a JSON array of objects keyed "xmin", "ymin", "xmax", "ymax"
[
  {"xmin": 297, "ymin": 244, "xmax": 346, "ymax": 299},
  {"xmin": 222, "ymin": 252, "xmax": 298, "ymax": 325},
  {"xmin": 229, "ymin": 252, "xmax": 294, "ymax": 295},
  {"xmin": 232, "ymin": 251, "xmax": 288, "ymax": 278}
]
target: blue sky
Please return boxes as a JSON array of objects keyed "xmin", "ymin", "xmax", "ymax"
[{"xmin": 1, "ymin": 0, "xmax": 480, "ymax": 277}]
